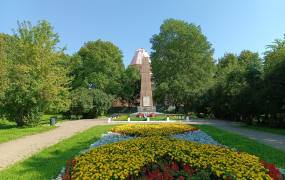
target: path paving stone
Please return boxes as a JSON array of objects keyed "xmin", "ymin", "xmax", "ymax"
[
  {"xmin": 0, "ymin": 119, "xmax": 107, "ymax": 170},
  {"xmin": 187, "ymin": 119, "xmax": 285, "ymax": 151}
]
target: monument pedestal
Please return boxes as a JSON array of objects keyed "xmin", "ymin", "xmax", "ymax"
[{"xmin": 137, "ymin": 106, "xmax": 156, "ymax": 113}]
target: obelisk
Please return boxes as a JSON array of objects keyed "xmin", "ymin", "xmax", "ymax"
[{"xmin": 130, "ymin": 48, "xmax": 155, "ymax": 112}]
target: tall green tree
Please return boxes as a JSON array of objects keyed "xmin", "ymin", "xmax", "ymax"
[
  {"xmin": 0, "ymin": 34, "xmax": 9, "ymax": 103},
  {"xmin": 71, "ymin": 40, "xmax": 124, "ymax": 94},
  {"xmin": 210, "ymin": 53, "xmax": 240, "ymax": 119},
  {"xmin": 2, "ymin": 21, "xmax": 70, "ymax": 126},
  {"xmin": 210, "ymin": 51, "xmax": 262, "ymax": 122},
  {"xmin": 262, "ymin": 37, "xmax": 285, "ymax": 126},
  {"xmin": 120, "ymin": 66, "xmax": 140, "ymax": 107},
  {"xmin": 69, "ymin": 40, "xmax": 124, "ymax": 117},
  {"xmin": 237, "ymin": 50, "xmax": 263, "ymax": 123},
  {"xmin": 150, "ymin": 19, "xmax": 215, "ymax": 112}
]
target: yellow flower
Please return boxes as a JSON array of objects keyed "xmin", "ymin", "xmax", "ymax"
[{"xmin": 72, "ymin": 137, "xmax": 271, "ymax": 180}]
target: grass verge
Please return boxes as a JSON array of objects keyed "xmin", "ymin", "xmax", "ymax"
[
  {"xmin": 196, "ymin": 125, "xmax": 285, "ymax": 168},
  {"xmin": 241, "ymin": 125, "xmax": 285, "ymax": 136},
  {"xmin": 0, "ymin": 120, "xmax": 56, "ymax": 143},
  {"xmin": 0, "ymin": 125, "xmax": 116, "ymax": 180},
  {"xmin": 0, "ymin": 114, "xmax": 66, "ymax": 143}
]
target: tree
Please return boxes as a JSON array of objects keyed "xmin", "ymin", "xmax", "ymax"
[
  {"xmin": 262, "ymin": 37, "xmax": 285, "ymax": 126},
  {"xmin": 210, "ymin": 51, "xmax": 263, "ymax": 123},
  {"xmin": 210, "ymin": 53, "xmax": 240, "ymax": 119},
  {"xmin": 69, "ymin": 88, "xmax": 113, "ymax": 118},
  {"xmin": 71, "ymin": 40, "xmax": 124, "ymax": 95},
  {"xmin": 2, "ymin": 21, "xmax": 70, "ymax": 126},
  {"xmin": 150, "ymin": 19, "xmax": 215, "ymax": 112},
  {"xmin": 69, "ymin": 88, "xmax": 94, "ymax": 118},
  {"xmin": 0, "ymin": 34, "xmax": 10, "ymax": 104},
  {"xmin": 236, "ymin": 50, "xmax": 263, "ymax": 124},
  {"xmin": 120, "ymin": 66, "xmax": 140, "ymax": 108},
  {"xmin": 90, "ymin": 89, "xmax": 113, "ymax": 117},
  {"xmin": 69, "ymin": 40, "xmax": 124, "ymax": 117}
]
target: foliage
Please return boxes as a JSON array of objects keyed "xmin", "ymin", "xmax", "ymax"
[
  {"xmin": 71, "ymin": 137, "xmax": 271, "ymax": 179},
  {"xmin": 150, "ymin": 19, "xmax": 215, "ymax": 112},
  {"xmin": 208, "ymin": 51, "xmax": 263, "ymax": 123},
  {"xmin": 70, "ymin": 40, "xmax": 124, "ymax": 95},
  {"xmin": 202, "ymin": 37, "xmax": 285, "ymax": 127},
  {"xmin": 0, "ymin": 125, "xmax": 116, "ymax": 180},
  {"xmin": 0, "ymin": 34, "xmax": 11, "ymax": 104},
  {"xmin": 262, "ymin": 37, "xmax": 285, "ymax": 126},
  {"xmin": 111, "ymin": 124, "xmax": 198, "ymax": 137},
  {"xmin": 150, "ymin": 19, "xmax": 285, "ymax": 127},
  {"xmin": 69, "ymin": 40, "xmax": 124, "ymax": 117},
  {"xmin": 1, "ymin": 21, "xmax": 70, "ymax": 126},
  {"xmin": 90, "ymin": 89, "xmax": 113, "ymax": 117},
  {"xmin": 119, "ymin": 66, "xmax": 140, "ymax": 107},
  {"xmin": 69, "ymin": 88, "xmax": 113, "ymax": 118},
  {"xmin": 69, "ymin": 88, "xmax": 93, "ymax": 118}
]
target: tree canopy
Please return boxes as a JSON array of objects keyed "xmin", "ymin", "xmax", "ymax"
[
  {"xmin": 1, "ymin": 19, "xmax": 285, "ymax": 127},
  {"xmin": 69, "ymin": 40, "xmax": 124, "ymax": 117},
  {"xmin": 1, "ymin": 21, "xmax": 70, "ymax": 126},
  {"xmin": 150, "ymin": 19, "xmax": 215, "ymax": 112}
]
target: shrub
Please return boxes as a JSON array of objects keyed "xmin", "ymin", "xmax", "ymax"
[{"xmin": 70, "ymin": 88, "xmax": 113, "ymax": 118}]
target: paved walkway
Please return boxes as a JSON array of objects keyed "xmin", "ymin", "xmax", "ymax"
[
  {"xmin": 1, "ymin": 118, "xmax": 284, "ymax": 171},
  {"xmin": 187, "ymin": 119, "xmax": 285, "ymax": 151},
  {"xmin": 0, "ymin": 119, "xmax": 107, "ymax": 170}
]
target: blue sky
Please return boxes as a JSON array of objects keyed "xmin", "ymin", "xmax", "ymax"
[{"xmin": 1, "ymin": 0, "xmax": 285, "ymax": 66}]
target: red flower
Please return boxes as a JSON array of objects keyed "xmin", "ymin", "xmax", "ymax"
[
  {"xmin": 171, "ymin": 162, "xmax": 179, "ymax": 171},
  {"xmin": 136, "ymin": 113, "xmax": 144, "ymax": 118},
  {"xmin": 261, "ymin": 160, "xmax": 283, "ymax": 180}
]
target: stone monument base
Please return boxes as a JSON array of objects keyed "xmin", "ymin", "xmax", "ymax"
[{"xmin": 137, "ymin": 106, "xmax": 156, "ymax": 113}]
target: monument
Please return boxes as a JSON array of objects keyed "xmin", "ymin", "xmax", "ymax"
[{"xmin": 130, "ymin": 48, "xmax": 156, "ymax": 112}]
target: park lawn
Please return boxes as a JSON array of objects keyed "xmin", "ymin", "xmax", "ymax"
[
  {"xmin": 0, "ymin": 120, "xmax": 56, "ymax": 143},
  {"xmin": 0, "ymin": 114, "xmax": 65, "ymax": 143},
  {"xmin": 196, "ymin": 125, "xmax": 285, "ymax": 168},
  {"xmin": 241, "ymin": 125, "xmax": 285, "ymax": 136},
  {"xmin": 0, "ymin": 125, "xmax": 116, "ymax": 180}
]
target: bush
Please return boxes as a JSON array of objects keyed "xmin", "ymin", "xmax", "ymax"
[{"xmin": 70, "ymin": 88, "xmax": 113, "ymax": 118}]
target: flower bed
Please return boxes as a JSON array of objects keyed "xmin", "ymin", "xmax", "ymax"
[
  {"xmin": 110, "ymin": 124, "xmax": 198, "ymax": 137},
  {"xmin": 89, "ymin": 132, "xmax": 134, "ymax": 148},
  {"xmin": 172, "ymin": 130, "xmax": 220, "ymax": 145},
  {"xmin": 60, "ymin": 124, "xmax": 283, "ymax": 180},
  {"xmin": 69, "ymin": 137, "xmax": 272, "ymax": 179}
]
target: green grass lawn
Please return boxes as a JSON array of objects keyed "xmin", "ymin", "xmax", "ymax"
[
  {"xmin": 196, "ymin": 125, "xmax": 285, "ymax": 168},
  {"xmin": 0, "ymin": 125, "xmax": 116, "ymax": 180},
  {"xmin": 0, "ymin": 114, "xmax": 64, "ymax": 143},
  {"xmin": 241, "ymin": 125, "xmax": 285, "ymax": 136}
]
